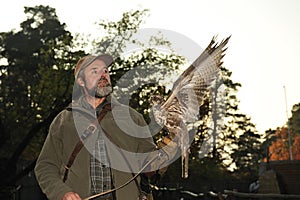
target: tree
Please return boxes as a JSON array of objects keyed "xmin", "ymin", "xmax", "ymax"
[
  {"xmin": 0, "ymin": 5, "xmax": 267, "ymax": 196},
  {"xmin": 0, "ymin": 6, "xmax": 184, "ymax": 189},
  {"xmin": 287, "ymin": 103, "xmax": 300, "ymax": 160},
  {"xmin": 0, "ymin": 5, "xmax": 84, "ymax": 186},
  {"xmin": 92, "ymin": 12, "xmax": 264, "ymax": 184},
  {"xmin": 293, "ymin": 135, "xmax": 300, "ymax": 160},
  {"xmin": 156, "ymin": 56, "xmax": 263, "ymax": 191},
  {"xmin": 92, "ymin": 9, "xmax": 185, "ymax": 126},
  {"xmin": 289, "ymin": 103, "xmax": 300, "ymax": 133},
  {"xmin": 268, "ymin": 127, "xmax": 291, "ymax": 160},
  {"xmin": 231, "ymin": 120, "xmax": 262, "ymax": 177},
  {"xmin": 289, "ymin": 103, "xmax": 300, "ymax": 143},
  {"xmin": 266, "ymin": 103, "xmax": 300, "ymax": 161},
  {"xmin": 190, "ymin": 66, "xmax": 259, "ymax": 165},
  {"xmin": 261, "ymin": 128, "xmax": 277, "ymax": 163},
  {"xmin": 216, "ymin": 67, "xmax": 263, "ymax": 176}
]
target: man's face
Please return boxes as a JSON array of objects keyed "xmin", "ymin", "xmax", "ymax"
[{"xmin": 80, "ymin": 59, "xmax": 112, "ymax": 98}]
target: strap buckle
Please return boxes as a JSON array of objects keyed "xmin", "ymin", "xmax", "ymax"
[{"xmin": 87, "ymin": 124, "xmax": 97, "ymax": 133}]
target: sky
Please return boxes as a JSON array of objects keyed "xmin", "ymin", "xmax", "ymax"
[{"xmin": 1, "ymin": 0, "xmax": 300, "ymax": 133}]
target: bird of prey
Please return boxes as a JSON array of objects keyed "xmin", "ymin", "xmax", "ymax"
[{"xmin": 150, "ymin": 36, "xmax": 230, "ymax": 178}]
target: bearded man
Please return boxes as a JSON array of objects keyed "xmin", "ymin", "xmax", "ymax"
[{"xmin": 35, "ymin": 55, "xmax": 177, "ymax": 200}]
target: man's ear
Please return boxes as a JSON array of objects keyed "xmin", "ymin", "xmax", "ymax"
[{"xmin": 77, "ymin": 77, "xmax": 85, "ymax": 87}]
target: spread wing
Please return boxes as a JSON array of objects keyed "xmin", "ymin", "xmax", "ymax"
[
  {"xmin": 162, "ymin": 36, "xmax": 230, "ymax": 122},
  {"xmin": 150, "ymin": 36, "xmax": 230, "ymax": 178}
]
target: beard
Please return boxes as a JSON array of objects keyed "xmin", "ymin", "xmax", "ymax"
[{"xmin": 86, "ymin": 78, "xmax": 112, "ymax": 98}]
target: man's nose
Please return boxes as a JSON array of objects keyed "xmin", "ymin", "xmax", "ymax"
[
  {"xmin": 99, "ymin": 71, "xmax": 109, "ymax": 81},
  {"xmin": 100, "ymin": 71, "xmax": 108, "ymax": 77},
  {"xmin": 99, "ymin": 74, "xmax": 106, "ymax": 80},
  {"xmin": 97, "ymin": 69, "xmax": 107, "ymax": 77}
]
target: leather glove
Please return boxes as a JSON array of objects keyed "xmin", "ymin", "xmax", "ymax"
[
  {"xmin": 157, "ymin": 136, "xmax": 178, "ymax": 160},
  {"xmin": 146, "ymin": 136, "xmax": 178, "ymax": 176}
]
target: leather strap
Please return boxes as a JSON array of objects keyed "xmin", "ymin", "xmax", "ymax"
[
  {"xmin": 83, "ymin": 155, "xmax": 158, "ymax": 200},
  {"xmin": 63, "ymin": 102, "xmax": 159, "ymax": 200},
  {"xmin": 63, "ymin": 103, "xmax": 112, "ymax": 182}
]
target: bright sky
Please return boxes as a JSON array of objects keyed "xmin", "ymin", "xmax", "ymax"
[{"xmin": 1, "ymin": 0, "xmax": 300, "ymax": 133}]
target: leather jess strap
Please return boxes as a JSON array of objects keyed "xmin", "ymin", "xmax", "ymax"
[{"xmin": 63, "ymin": 103, "xmax": 112, "ymax": 183}]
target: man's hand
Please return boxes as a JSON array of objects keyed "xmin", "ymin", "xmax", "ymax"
[{"xmin": 62, "ymin": 192, "xmax": 82, "ymax": 200}]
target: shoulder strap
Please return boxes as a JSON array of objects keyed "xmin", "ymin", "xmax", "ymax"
[{"xmin": 63, "ymin": 103, "xmax": 111, "ymax": 182}]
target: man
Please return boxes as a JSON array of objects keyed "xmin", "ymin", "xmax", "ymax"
[{"xmin": 35, "ymin": 54, "xmax": 177, "ymax": 200}]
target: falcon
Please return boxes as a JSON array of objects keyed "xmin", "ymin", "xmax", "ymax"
[{"xmin": 150, "ymin": 36, "xmax": 230, "ymax": 178}]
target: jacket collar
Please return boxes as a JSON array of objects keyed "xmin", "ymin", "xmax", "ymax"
[{"xmin": 67, "ymin": 95, "xmax": 118, "ymax": 118}]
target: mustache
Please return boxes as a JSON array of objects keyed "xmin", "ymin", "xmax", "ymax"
[
  {"xmin": 98, "ymin": 76, "xmax": 109, "ymax": 82},
  {"xmin": 97, "ymin": 77, "xmax": 111, "ymax": 87}
]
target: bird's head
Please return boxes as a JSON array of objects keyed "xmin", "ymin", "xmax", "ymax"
[{"xmin": 149, "ymin": 95, "xmax": 165, "ymax": 106}]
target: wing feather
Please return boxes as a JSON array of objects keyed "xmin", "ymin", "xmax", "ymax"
[
  {"xmin": 150, "ymin": 36, "xmax": 230, "ymax": 178},
  {"xmin": 162, "ymin": 36, "xmax": 230, "ymax": 121}
]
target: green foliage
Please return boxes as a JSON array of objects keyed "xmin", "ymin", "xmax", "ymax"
[
  {"xmin": 231, "ymin": 128, "xmax": 262, "ymax": 177},
  {"xmin": 0, "ymin": 6, "xmax": 185, "ymax": 186},
  {"xmin": 189, "ymin": 65, "xmax": 263, "ymax": 183},
  {"xmin": 95, "ymin": 9, "xmax": 150, "ymax": 57},
  {"xmin": 92, "ymin": 9, "xmax": 185, "ymax": 126},
  {"xmin": 0, "ymin": 4, "xmax": 267, "ymax": 191},
  {"xmin": 0, "ymin": 5, "xmax": 84, "ymax": 185},
  {"xmin": 191, "ymin": 66, "xmax": 242, "ymax": 161},
  {"xmin": 289, "ymin": 103, "xmax": 300, "ymax": 137},
  {"xmin": 259, "ymin": 103, "xmax": 300, "ymax": 163},
  {"xmin": 260, "ymin": 129, "xmax": 277, "ymax": 162}
]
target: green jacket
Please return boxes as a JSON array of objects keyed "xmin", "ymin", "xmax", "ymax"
[{"xmin": 34, "ymin": 96, "xmax": 156, "ymax": 200}]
